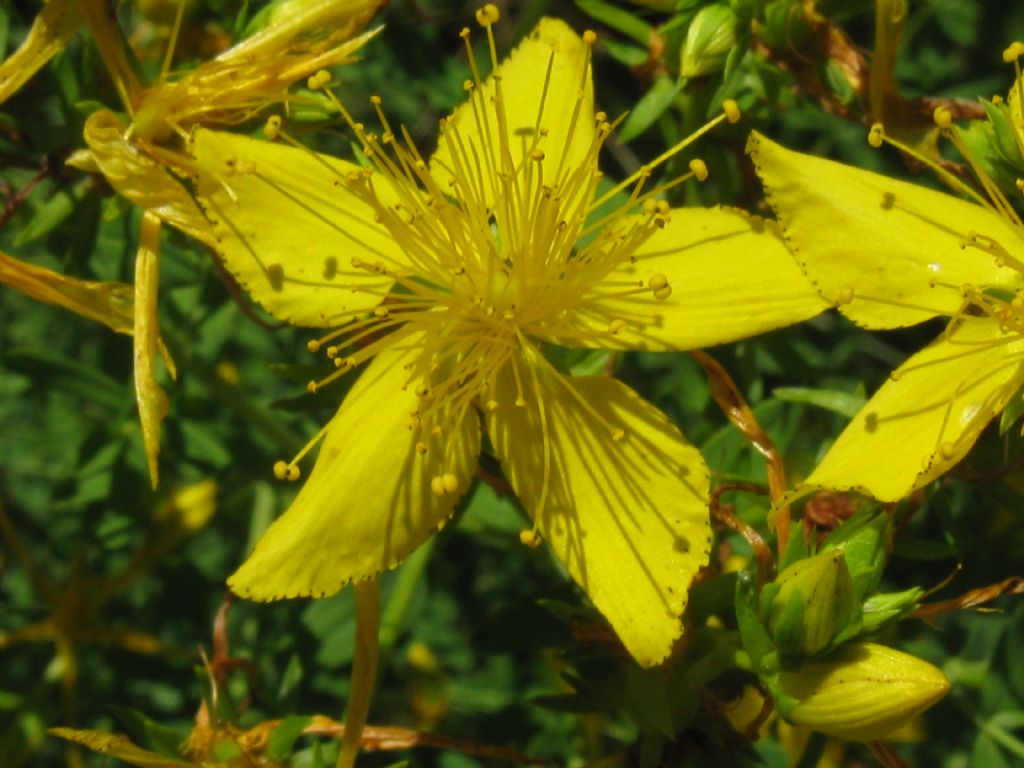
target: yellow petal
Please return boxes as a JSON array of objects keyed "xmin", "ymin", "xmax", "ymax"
[
  {"xmin": 0, "ymin": 0, "xmax": 80, "ymax": 105},
  {"xmin": 748, "ymin": 132, "xmax": 1022, "ymax": 328},
  {"xmin": 429, "ymin": 17, "xmax": 595, "ymax": 211},
  {"xmin": 486, "ymin": 350, "xmax": 711, "ymax": 666},
  {"xmin": 191, "ymin": 128, "xmax": 409, "ymax": 327},
  {"xmin": 82, "ymin": 110, "xmax": 214, "ymax": 247},
  {"xmin": 229, "ymin": 345, "xmax": 480, "ymax": 600},
  {"xmin": 134, "ymin": 213, "xmax": 168, "ymax": 489},
  {"xmin": 568, "ymin": 207, "xmax": 828, "ymax": 350},
  {"xmin": 0, "ymin": 250, "xmax": 133, "ymax": 335},
  {"xmin": 795, "ymin": 317, "xmax": 1024, "ymax": 502}
]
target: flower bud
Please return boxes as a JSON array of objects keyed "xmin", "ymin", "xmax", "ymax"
[
  {"xmin": 680, "ymin": 5, "xmax": 738, "ymax": 78},
  {"xmin": 777, "ymin": 642, "xmax": 950, "ymax": 741},
  {"xmin": 767, "ymin": 549, "xmax": 856, "ymax": 656}
]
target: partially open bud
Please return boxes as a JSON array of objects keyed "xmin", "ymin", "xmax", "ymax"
[
  {"xmin": 777, "ymin": 642, "xmax": 950, "ymax": 741},
  {"xmin": 766, "ymin": 549, "xmax": 857, "ymax": 656},
  {"xmin": 680, "ymin": 5, "xmax": 738, "ymax": 79}
]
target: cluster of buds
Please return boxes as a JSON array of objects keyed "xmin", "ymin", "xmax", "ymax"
[{"xmin": 736, "ymin": 509, "xmax": 945, "ymax": 741}]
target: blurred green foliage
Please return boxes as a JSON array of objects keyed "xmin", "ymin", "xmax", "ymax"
[{"xmin": 3, "ymin": 0, "xmax": 1024, "ymax": 766}]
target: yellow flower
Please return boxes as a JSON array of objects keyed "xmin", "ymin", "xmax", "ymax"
[
  {"xmin": 749, "ymin": 109, "xmax": 1024, "ymax": 502},
  {"xmin": 191, "ymin": 10, "xmax": 825, "ymax": 666}
]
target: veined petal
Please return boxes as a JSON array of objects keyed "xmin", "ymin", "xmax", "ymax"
[
  {"xmin": 229, "ymin": 344, "xmax": 480, "ymax": 600},
  {"xmin": 794, "ymin": 317, "xmax": 1024, "ymax": 502},
  {"xmin": 566, "ymin": 207, "xmax": 828, "ymax": 350},
  {"xmin": 191, "ymin": 128, "xmax": 410, "ymax": 327},
  {"xmin": 748, "ymin": 132, "xmax": 1023, "ymax": 328},
  {"xmin": 486, "ymin": 350, "xmax": 711, "ymax": 666},
  {"xmin": 429, "ymin": 17, "xmax": 595, "ymax": 211}
]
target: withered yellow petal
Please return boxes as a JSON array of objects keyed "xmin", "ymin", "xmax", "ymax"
[
  {"xmin": 191, "ymin": 128, "xmax": 409, "ymax": 327},
  {"xmin": 49, "ymin": 728, "xmax": 191, "ymax": 767},
  {"xmin": 0, "ymin": 0, "xmax": 80, "ymax": 105},
  {"xmin": 795, "ymin": 318, "xmax": 1024, "ymax": 502},
  {"xmin": 429, "ymin": 17, "xmax": 595, "ymax": 211},
  {"xmin": 229, "ymin": 345, "xmax": 480, "ymax": 600},
  {"xmin": 748, "ymin": 132, "xmax": 1022, "ymax": 328},
  {"xmin": 486, "ymin": 351, "xmax": 711, "ymax": 667},
  {"xmin": 134, "ymin": 213, "xmax": 168, "ymax": 489},
  {"xmin": 82, "ymin": 111, "xmax": 214, "ymax": 247},
  {"xmin": 568, "ymin": 207, "xmax": 828, "ymax": 350},
  {"xmin": 0, "ymin": 250, "xmax": 133, "ymax": 335}
]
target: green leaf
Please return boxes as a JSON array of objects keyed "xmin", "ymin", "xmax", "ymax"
[
  {"xmin": 772, "ymin": 386, "xmax": 866, "ymax": 418},
  {"xmin": 574, "ymin": 0, "xmax": 653, "ymax": 46},
  {"xmin": 14, "ymin": 179, "xmax": 90, "ymax": 246},
  {"xmin": 618, "ymin": 76, "xmax": 680, "ymax": 143},
  {"xmin": 267, "ymin": 715, "xmax": 313, "ymax": 761}
]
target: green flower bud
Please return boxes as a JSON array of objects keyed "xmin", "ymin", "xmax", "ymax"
[
  {"xmin": 767, "ymin": 550, "xmax": 857, "ymax": 656},
  {"xmin": 777, "ymin": 642, "xmax": 950, "ymax": 741},
  {"xmin": 680, "ymin": 5, "xmax": 738, "ymax": 78}
]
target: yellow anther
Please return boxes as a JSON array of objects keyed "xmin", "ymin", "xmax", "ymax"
[
  {"xmin": 648, "ymin": 274, "xmax": 671, "ymax": 300},
  {"xmin": 374, "ymin": 307, "xmax": 390, "ymax": 318},
  {"xmin": 264, "ymin": 115, "xmax": 282, "ymax": 141},
  {"xmin": 475, "ymin": 3, "xmax": 500, "ymax": 26},
  {"xmin": 442, "ymin": 473, "xmax": 459, "ymax": 494},
  {"xmin": 648, "ymin": 274, "xmax": 668, "ymax": 290},
  {"xmin": 723, "ymin": 99, "xmax": 741, "ymax": 124},
  {"xmin": 530, "ymin": 149, "xmax": 545, "ymax": 161},
  {"xmin": 689, "ymin": 158, "xmax": 709, "ymax": 181},
  {"xmin": 485, "ymin": 400, "xmax": 499, "ymax": 412},
  {"xmin": 611, "ymin": 428, "xmax": 625, "ymax": 441},
  {"xmin": 515, "ymin": 396, "xmax": 526, "ymax": 407},
  {"xmin": 415, "ymin": 441, "xmax": 428, "ymax": 455},
  {"xmin": 583, "ymin": 30, "xmax": 598, "ymax": 46},
  {"xmin": 463, "ymin": 79, "xmax": 474, "ymax": 92},
  {"xmin": 370, "ymin": 95, "xmax": 382, "ymax": 105},
  {"xmin": 868, "ymin": 123, "xmax": 885, "ymax": 148},
  {"xmin": 838, "ymin": 287, "xmax": 854, "ymax": 304},
  {"xmin": 308, "ymin": 69, "xmax": 331, "ymax": 90},
  {"xmin": 939, "ymin": 442, "xmax": 957, "ymax": 460},
  {"xmin": 595, "ymin": 111, "xmax": 607, "ymax": 122},
  {"xmin": 307, "ymin": 339, "xmax": 321, "ymax": 353},
  {"xmin": 430, "ymin": 476, "xmax": 446, "ymax": 496},
  {"xmin": 608, "ymin": 319, "xmax": 628, "ymax": 335},
  {"xmin": 890, "ymin": 369, "xmax": 903, "ymax": 382},
  {"xmin": 519, "ymin": 529, "xmax": 542, "ymax": 547},
  {"xmin": 1003, "ymin": 42, "xmax": 1024, "ymax": 62},
  {"xmin": 642, "ymin": 198, "xmax": 659, "ymax": 215},
  {"xmin": 933, "ymin": 106, "xmax": 953, "ymax": 129},
  {"xmin": 307, "ymin": 381, "xmax": 318, "ymax": 394},
  {"xmin": 273, "ymin": 460, "xmax": 300, "ymax": 482}
]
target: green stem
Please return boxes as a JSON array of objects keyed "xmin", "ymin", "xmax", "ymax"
[{"xmin": 337, "ymin": 578, "xmax": 381, "ymax": 768}]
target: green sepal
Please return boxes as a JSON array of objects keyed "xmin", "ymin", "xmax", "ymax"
[
  {"xmin": 820, "ymin": 509, "xmax": 890, "ymax": 601},
  {"xmin": 735, "ymin": 569, "xmax": 779, "ymax": 680},
  {"xmin": 860, "ymin": 586, "xmax": 925, "ymax": 634}
]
